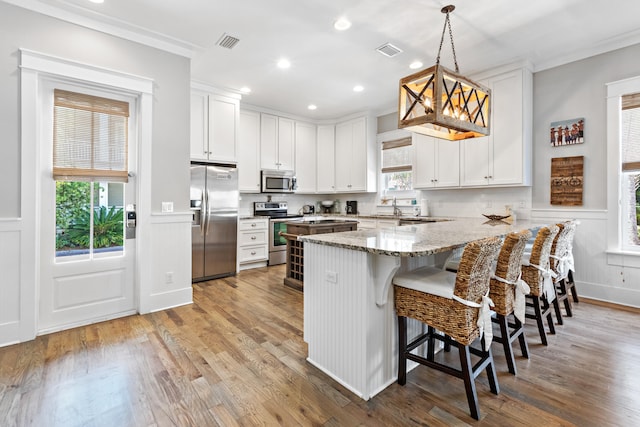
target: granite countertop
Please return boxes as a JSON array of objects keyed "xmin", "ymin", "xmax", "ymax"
[{"xmin": 298, "ymin": 218, "xmax": 546, "ymax": 257}]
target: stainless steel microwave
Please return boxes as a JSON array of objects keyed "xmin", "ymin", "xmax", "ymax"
[{"xmin": 261, "ymin": 170, "xmax": 297, "ymax": 193}]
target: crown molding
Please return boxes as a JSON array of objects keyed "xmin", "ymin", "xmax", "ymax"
[{"xmin": 3, "ymin": 0, "xmax": 196, "ymax": 58}]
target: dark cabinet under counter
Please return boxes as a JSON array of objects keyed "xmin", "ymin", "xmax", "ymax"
[{"xmin": 281, "ymin": 219, "xmax": 358, "ymax": 291}]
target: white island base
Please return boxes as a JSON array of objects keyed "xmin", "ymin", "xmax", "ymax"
[{"xmin": 303, "ymin": 242, "xmax": 437, "ymax": 400}]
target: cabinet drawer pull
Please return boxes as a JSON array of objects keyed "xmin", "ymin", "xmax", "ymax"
[
  {"xmin": 251, "ymin": 223, "xmax": 257, "ymax": 227},
  {"xmin": 251, "ymin": 236, "xmax": 257, "ymax": 240},
  {"xmin": 251, "ymin": 251, "xmax": 256, "ymax": 255}
]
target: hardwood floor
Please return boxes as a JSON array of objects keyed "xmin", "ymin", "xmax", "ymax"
[{"xmin": 1, "ymin": 265, "xmax": 640, "ymax": 426}]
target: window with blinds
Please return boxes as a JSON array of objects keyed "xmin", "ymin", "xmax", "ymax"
[
  {"xmin": 381, "ymin": 137, "xmax": 412, "ymax": 173},
  {"xmin": 381, "ymin": 136, "xmax": 413, "ymax": 191},
  {"xmin": 53, "ymin": 89, "xmax": 129, "ymax": 182}
]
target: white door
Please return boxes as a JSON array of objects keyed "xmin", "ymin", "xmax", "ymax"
[{"xmin": 38, "ymin": 80, "xmax": 137, "ymax": 333}]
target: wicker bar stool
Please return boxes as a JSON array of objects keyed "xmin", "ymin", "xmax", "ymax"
[
  {"xmin": 393, "ymin": 236, "xmax": 502, "ymax": 420},
  {"xmin": 522, "ymin": 225, "xmax": 560, "ymax": 346},
  {"xmin": 550, "ymin": 221, "xmax": 579, "ymax": 317},
  {"xmin": 489, "ymin": 229, "xmax": 532, "ymax": 375}
]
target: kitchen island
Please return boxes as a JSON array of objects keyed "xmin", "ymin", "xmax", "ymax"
[
  {"xmin": 298, "ymin": 217, "xmax": 546, "ymax": 400},
  {"xmin": 281, "ymin": 219, "xmax": 358, "ymax": 291}
]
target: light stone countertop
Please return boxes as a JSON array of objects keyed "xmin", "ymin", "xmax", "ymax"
[{"xmin": 298, "ymin": 217, "xmax": 546, "ymax": 257}]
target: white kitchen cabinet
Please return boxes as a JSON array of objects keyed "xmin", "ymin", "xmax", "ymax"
[
  {"xmin": 238, "ymin": 218, "xmax": 269, "ymax": 270},
  {"xmin": 260, "ymin": 114, "xmax": 295, "ymax": 170},
  {"xmin": 375, "ymin": 219, "xmax": 399, "ymax": 229},
  {"xmin": 460, "ymin": 67, "xmax": 532, "ymax": 187},
  {"xmin": 190, "ymin": 86, "xmax": 240, "ymax": 163},
  {"xmin": 335, "ymin": 117, "xmax": 376, "ymax": 192},
  {"xmin": 413, "ymin": 133, "xmax": 460, "ymax": 188},
  {"xmin": 356, "ymin": 218, "xmax": 377, "ymax": 230},
  {"xmin": 316, "ymin": 125, "xmax": 335, "ymax": 193},
  {"xmin": 238, "ymin": 110, "xmax": 261, "ymax": 192},
  {"xmin": 295, "ymin": 121, "xmax": 317, "ymax": 193}
]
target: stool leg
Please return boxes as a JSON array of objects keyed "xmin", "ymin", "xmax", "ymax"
[
  {"xmin": 497, "ymin": 314, "xmax": 517, "ymax": 375},
  {"xmin": 427, "ymin": 326, "xmax": 436, "ymax": 361},
  {"xmin": 568, "ymin": 271, "xmax": 579, "ymax": 302},
  {"xmin": 397, "ymin": 316, "xmax": 407, "ymax": 385},
  {"xmin": 514, "ymin": 316, "xmax": 529, "ymax": 359},
  {"xmin": 481, "ymin": 335, "xmax": 500, "ymax": 396},
  {"xmin": 552, "ymin": 288, "xmax": 564, "ymax": 325},
  {"xmin": 458, "ymin": 343, "xmax": 481, "ymax": 420},
  {"xmin": 532, "ymin": 296, "xmax": 548, "ymax": 345},
  {"xmin": 559, "ymin": 278, "xmax": 573, "ymax": 317}
]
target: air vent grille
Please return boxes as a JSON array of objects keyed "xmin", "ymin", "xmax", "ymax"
[
  {"xmin": 217, "ymin": 33, "xmax": 240, "ymax": 49},
  {"xmin": 376, "ymin": 43, "xmax": 403, "ymax": 58}
]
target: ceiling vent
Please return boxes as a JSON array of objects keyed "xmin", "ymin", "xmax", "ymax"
[
  {"xmin": 216, "ymin": 33, "xmax": 240, "ymax": 49},
  {"xmin": 376, "ymin": 42, "xmax": 403, "ymax": 58}
]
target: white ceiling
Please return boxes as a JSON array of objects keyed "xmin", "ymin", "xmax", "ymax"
[{"xmin": 11, "ymin": 0, "xmax": 640, "ymax": 120}]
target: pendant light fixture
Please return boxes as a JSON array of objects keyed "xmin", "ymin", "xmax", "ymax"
[{"xmin": 398, "ymin": 5, "xmax": 491, "ymax": 140}]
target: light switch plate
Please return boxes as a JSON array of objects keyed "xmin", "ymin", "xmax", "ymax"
[{"xmin": 162, "ymin": 202, "xmax": 174, "ymax": 213}]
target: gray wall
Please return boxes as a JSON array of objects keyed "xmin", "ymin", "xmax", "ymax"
[
  {"xmin": 532, "ymin": 43, "xmax": 640, "ymax": 209},
  {"xmin": 0, "ymin": 2, "xmax": 190, "ymax": 217}
]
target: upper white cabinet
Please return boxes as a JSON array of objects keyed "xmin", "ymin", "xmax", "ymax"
[
  {"xmin": 260, "ymin": 114, "xmax": 295, "ymax": 170},
  {"xmin": 413, "ymin": 133, "xmax": 460, "ymax": 188},
  {"xmin": 238, "ymin": 110, "xmax": 261, "ymax": 192},
  {"xmin": 190, "ymin": 85, "xmax": 240, "ymax": 163},
  {"xmin": 316, "ymin": 125, "xmax": 336, "ymax": 193},
  {"xmin": 294, "ymin": 121, "xmax": 317, "ymax": 193},
  {"xmin": 335, "ymin": 117, "xmax": 376, "ymax": 192},
  {"xmin": 460, "ymin": 67, "xmax": 532, "ymax": 187}
]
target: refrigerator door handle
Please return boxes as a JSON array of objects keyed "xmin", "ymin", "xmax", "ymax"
[
  {"xmin": 200, "ymin": 191, "xmax": 206, "ymax": 236},
  {"xmin": 205, "ymin": 190, "xmax": 212, "ymax": 236}
]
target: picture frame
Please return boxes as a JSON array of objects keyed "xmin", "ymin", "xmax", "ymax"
[{"xmin": 550, "ymin": 118, "xmax": 584, "ymax": 147}]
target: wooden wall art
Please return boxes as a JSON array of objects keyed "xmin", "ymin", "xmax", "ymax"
[{"xmin": 550, "ymin": 156, "xmax": 584, "ymax": 206}]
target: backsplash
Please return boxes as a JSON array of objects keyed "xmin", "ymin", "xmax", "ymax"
[{"xmin": 240, "ymin": 186, "xmax": 532, "ymax": 219}]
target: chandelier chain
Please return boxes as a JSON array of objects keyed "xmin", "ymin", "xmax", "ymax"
[{"xmin": 435, "ymin": 8, "xmax": 459, "ymax": 73}]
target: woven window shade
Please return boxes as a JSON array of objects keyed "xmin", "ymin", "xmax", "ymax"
[
  {"xmin": 382, "ymin": 137, "xmax": 413, "ymax": 173},
  {"xmin": 53, "ymin": 89, "xmax": 129, "ymax": 182},
  {"xmin": 622, "ymin": 94, "xmax": 640, "ymax": 172}
]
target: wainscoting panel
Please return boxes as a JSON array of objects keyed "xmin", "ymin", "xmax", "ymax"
[{"xmin": 531, "ymin": 209, "xmax": 640, "ymax": 308}]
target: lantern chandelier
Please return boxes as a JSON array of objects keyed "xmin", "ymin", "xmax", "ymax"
[{"xmin": 398, "ymin": 5, "xmax": 491, "ymax": 140}]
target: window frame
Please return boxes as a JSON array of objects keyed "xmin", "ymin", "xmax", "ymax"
[
  {"xmin": 380, "ymin": 136, "xmax": 414, "ymax": 193},
  {"xmin": 606, "ymin": 75, "xmax": 640, "ymax": 259}
]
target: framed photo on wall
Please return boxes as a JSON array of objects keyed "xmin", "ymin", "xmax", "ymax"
[{"xmin": 550, "ymin": 118, "xmax": 584, "ymax": 147}]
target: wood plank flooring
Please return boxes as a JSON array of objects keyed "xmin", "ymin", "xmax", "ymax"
[{"xmin": 1, "ymin": 265, "xmax": 640, "ymax": 426}]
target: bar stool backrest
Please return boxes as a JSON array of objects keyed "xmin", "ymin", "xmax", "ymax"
[
  {"xmin": 453, "ymin": 236, "xmax": 503, "ymax": 304},
  {"xmin": 523, "ymin": 225, "xmax": 559, "ymax": 296}
]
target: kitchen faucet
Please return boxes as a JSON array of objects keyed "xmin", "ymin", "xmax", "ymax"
[{"xmin": 392, "ymin": 197, "xmax": 402, "ymax": 217}]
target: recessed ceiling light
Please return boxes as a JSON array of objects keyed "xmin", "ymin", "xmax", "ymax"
[
  {"xmin": 277, "ymin": 58, "xmax": 291, "ymax": 69},
  {"xmin": 308, "ymin": 104, "xmax": 317, "ymax": 110},
  {"xmin": 240, "ymin": 87, "xmax": 251, "ymax": 94},
  {"xmin": 334, "ymin": 17, "xmax": 352, "ymax": 31},
  {"xmin": 88, "ymin": 0, "xmax": 104, "ymax": 3},
  {"xmin": 353, "ymin": 85, "xmax": 364, "ymax": 92},
  {"xmin": 409, "ymin": 61, "xmax": 423, "ymax": 69}
]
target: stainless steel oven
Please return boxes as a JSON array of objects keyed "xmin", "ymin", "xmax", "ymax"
[{"xmin": 254, "ymin": 202, "xmax": 302, "ymax": 265}]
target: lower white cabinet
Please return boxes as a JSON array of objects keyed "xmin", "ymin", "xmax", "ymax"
[
  {"xmin": 357, "ymin": 218, "xmax": 398, "ymax": 230},
  {"xmin": 238, "ymin": 218, "xmax": 269, "ymax": 270}
]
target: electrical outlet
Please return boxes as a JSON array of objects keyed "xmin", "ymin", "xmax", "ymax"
[
  {"xmin": 485, "ymin": 201, "xmax": 492, "ymax": 208},
  {"xmin": 519, "ymin": 200, "xmax": 526, "ymax": 208},
  {"xmin": 165, "ymin": 272, "xmax": 174, "ymax": 284},
  {"xmin": 162, "ymin": 202, "xmax": 174, "ymax": 213},
  {"xmin": 326, "ymin": 271, "xmax": 337, "ymax": 283}
]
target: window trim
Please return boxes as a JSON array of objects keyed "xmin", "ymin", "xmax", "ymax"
[{"xmin": 606, "ymin": 75, "xmax": 640, "ymax": 254}]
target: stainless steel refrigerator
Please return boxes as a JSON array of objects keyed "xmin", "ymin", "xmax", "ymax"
[{"xmin": 190, "ymin": 162, "xmax": 238, "ymax": 282}]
